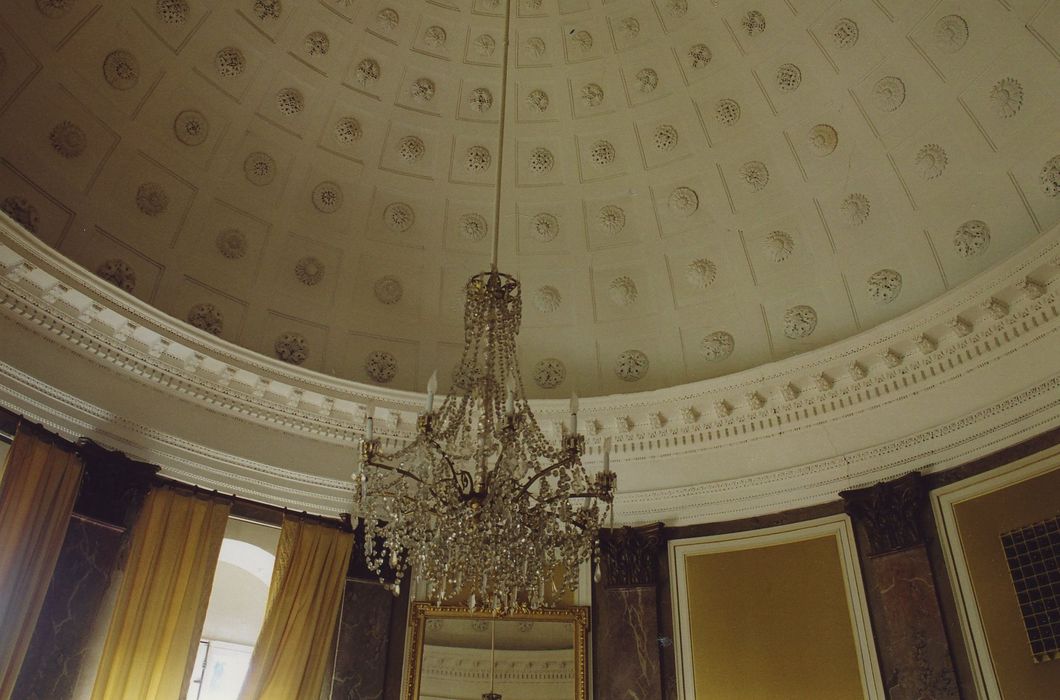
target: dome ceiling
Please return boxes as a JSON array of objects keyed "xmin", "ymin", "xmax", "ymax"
[{"xmin": 0, "ymin": 0, "xmax": 1057, "ymax": 397}]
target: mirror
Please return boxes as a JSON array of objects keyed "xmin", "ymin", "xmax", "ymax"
[{"xmin": 404, "ymin": 603, "xmax": 589, "ymax": 700}]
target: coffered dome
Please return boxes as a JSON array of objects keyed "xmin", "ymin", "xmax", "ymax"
[{"xmin": 0, "ymin": 0, "xmax": 1057, "ymax": 397}]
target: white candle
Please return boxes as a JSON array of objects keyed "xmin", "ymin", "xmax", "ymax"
[
  {"xmin": 426, "ymin": 370, "xmax": 438, "ymax": 413},
  {"xmin": 570, "ymin": 391, "xmax": 578, "ymax": 434},
  {"xmin": 365, "ymin": 412, "xmax": 374, "ymax": 441},
  {"xmin": 603, "ymin": 436, "xmax": 611, "ymax": 473}
]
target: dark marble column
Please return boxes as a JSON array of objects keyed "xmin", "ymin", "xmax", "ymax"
[
  {"xmin": 841, "ymin": 473, "xmax": 961, "ymax": 700},
  {"xmin": 11, "ymin": 440, "xmax": 157, "ymax": 700},
  {"xmin": 328, "ymin": 524, "xmax": 410, "ymax": 700},
  {"xmin": 593, "ymin": 523, "xmax": 664, "ymax": 700}
]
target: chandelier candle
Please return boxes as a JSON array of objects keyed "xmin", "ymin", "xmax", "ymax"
[{"xmin": 354, "ymin": 270, "xmax": 616, "ymax": 613}]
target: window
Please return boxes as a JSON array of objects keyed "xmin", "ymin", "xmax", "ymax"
[{"xmin": 185, "ymin": 517, "xmax": 279, "ymax": 699}]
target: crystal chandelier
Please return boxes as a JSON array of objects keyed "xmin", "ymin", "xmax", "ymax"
[{"xmin": 354, "ymin": 269, "xmax": 616, "ymax": 611}]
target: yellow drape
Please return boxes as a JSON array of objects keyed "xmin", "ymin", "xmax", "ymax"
[
  {"xmin": 0, "ymin": 424, "xmax": 83, "ymax": 700},
  {"xmin": 90, "ymin": 487, "xmax": 230, "ymax": 700},
  {"xmin": 239, "ymin": 517, "xmax": 353, "ymax": 700}
]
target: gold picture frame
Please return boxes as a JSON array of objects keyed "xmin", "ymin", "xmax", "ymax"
[{"xmin": 403, "ymin": 603, "xmax": 590, "ymax": 700}]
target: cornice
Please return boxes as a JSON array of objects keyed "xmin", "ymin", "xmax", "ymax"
[{"xmin": 2, "ymin": 215, "xmax": 1060, "ymax": 522}]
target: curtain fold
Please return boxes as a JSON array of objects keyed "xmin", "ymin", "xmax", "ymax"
[
  {"xmin": 90, "ymin": 487, "xmax": 230, "ymax": 700},
  {"xmin": 0, "ymin": 423, "xmax": 83, "ymax": 700},
  {"xmin": 239, "ymin": 517, "xmax": 353, "ymax": 700}
]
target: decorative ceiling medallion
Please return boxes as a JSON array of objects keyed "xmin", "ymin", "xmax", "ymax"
[
  {"xmin": 253, "ymin": 0, "xmax": 282, "ymax": 21},
  {"xmin": 841, "ymin": 193, "xmax": 870, "ymax": 225},
  {"xmin": 274, "ymin": 332, "xmax": 308, "ymax": 365},
  {"xmin": 608, "ymin": 276, "xmax": 638, "ymax": 306},
  {"xmin": 915, "ymin": 144, "xmax": 947, "ymax": 180},
  {"xmin": 304, "ymin": 31, "xmax": 329, "ymax": 57},
  {"xmin": 533, "ymin": 358, "xmax": 565, "ymax": 389},
  {"xmin": 243, "ymin": 152, "xmax": 276, "ymax": 186},
  {"xmin": 294, "ymin": 256, "xmax": 325, "ymax": 286},
  {"xmin": 715, "ymin": 99, "xmax": 741, "ymax": 125},
  {"xmin": 530, "ymin": 212, "xmax": 558, "ymax": 242},
  {"xmin": 619, "ymin": 18, "xmax": 640, "ymax": 39},
  {"xmin": 215, "ymin": 48, "xmax": 246, "ymax": 78},
  {"xmin": 990, "ymin": 77, "xmax": 1023, "ymax": 118},
  {"xmin": 872, "ymin": 76, "xmax": 905, "ymax": 112},
  {"xmin": 783, "ymin": 305, "xmax": 818, "ymax": 339},
  {"xmin": 615, "ymin": 349, "xmax": 649, "ymax": 382},
  {"xmin": 668, "ymin": 187, "xmax": 699, "ymax": 216},
  {"xmin": 741, "ymin": 10, "xmax": 766, "ymax": 36},
  {"xmin": 740, "ymin": 161, "xmax": 769, "ymax": 191},
  {"xmin": 135, "ymin": 182, "xmax": 169, "ymax": 217},
  {"xmin": 700, "ymin": 331, "xmax": 735, "ymax": 361},
  {"xmin": 522, "ymin": 0, "xmax": 543, "ymax": 11},
  {"xmin": 36, "ymin": 0, "xmax": 75, "ymax": 19},
  {"xmin": 570, "ymin": 30, "xmax": 593, "ymax": 52},
  {"xmin": 688, "ymin": 44, "xmax": 712, "ymax": 69},
  {"xmin": 597, "ymin": 205, "xmax": 626, "ymax": 235},
  {"xmin": 525, "ymin": 37, "xmax": 546, "ymax": 58},
  {"xmin": 776, "ymin": 63, "xmax": 801, "ymax": 91},
  {"xmin": 216, "ymin": 229, "xmax": 247, "ymax": 259},
  {"xmin": 365, "ymin": 351, "xmax": 397, "ymax": 383},
  {"xmin": 103, "ymin": 50, "xmax": 139, "ymax": 90},
  {"xmin": 2, "ymin": 196, "xmax": 41, "ymax": 233},
  {"xmin": 335, "ymin": 116, "xmax": 362, "ymax": 144},
  {"xmin": 1041, "ymin": 155, "xmax": 1060, "ymax": 197},
  {"xmin": 376, "ymin": 8, "xmax": 399, "ymax": 33},
  {"xmin": 533, "ymin": 285, "xmax": 561, "ymax": 313},
  {"xmin": 590, "ymin": 140, "xmax": 615, "ymax": 166},
  {"xmin": 866, "ymin": 269, "xmax": 902, "ymax": 304},
  {"xmin": 459, "ymin": 213, "xmax": 488, "ymax": 241},
  {"xmin": 666, "ymin": 0, "xmax": 688, "ymax": 18},
  {"xmin": 410, "ymin": 78, "xmax": 435, "ymax": 103},
  {"xmin": 934, "ymin": 15, "xmax": 969, "ymax": 54},
  {"xmin": 474, "ymin": 34, "xmax": 496, "ymax": 57},
  {"xmin": 173, "ymin": 110, "xmax": 209, "ymax": 146},
  {"xmin": 397, "ymin": 136, "xmax": 425, "ymax": 163},
  {"xmin": 311, "ymin": 181, "xmax": 342, "ymax": 213},
  {"xmin": 96, "ymin": 258, "xmax": 136, "ymax": 292},
  {"xmin": 808, "ymin": 124, "xmax": 838, "ymax": 156},
  {"xmin": 763, "ymin": 231, "xmax": 794, "ymax": 262},
  {"xmin": 276, "ymin": 88, "xmax": 304, "ymax": 115},
  {"xmin": 832, "ymin": 18, "xmax": 859, "ymax": 49},
  {"xmin": 466, "ymin": 146, "xmax": 491, "ymax": 172},
  {"xmin": 469, "ymin": 88, "xmax": 493, "ymax": 113},
  {"xmin": 384, "ymin": 202, "xmax": 414, "ymax": 232},
  {"xmin": 685, "ymin": 258, "xmax": 716, "ymax": 288},
  {"xmin": 424, "ymin": 26, "xmax": 447, "ymax": 49},
  {"xmin": 156, "ymin": 0, "xmax": 189, "ymax": 25},
  {"xmin": 49, "ymin": 121, "xmax": 86, "ymax": 159},
  {"xmin": 580, "ymin": 84, "xmax": 604, "ymax": 107},
  {"xmin": 528, "ymin": 147, "xmax": 554, "ymax": 174},
  {"xmin": 187, "ymin": 303, "xmax": 223, "ymax": 335},
  {"xmin": 526, "ymin": 89, "xmax": 550, "ymax": 112},
  {"xmin": 635, "ymin": 68, "xmax": 659, "ymax": 93},
  {"xmin": 355, "ymin": 58, "xmax": 381, "ymax": 87},
  {"xmin": 373, "ymin": 276, "xmax": 403, "ymax": 305},
  {"xmin": 953, "ymin": 220, "xmax": 990, "ymax": 258}
]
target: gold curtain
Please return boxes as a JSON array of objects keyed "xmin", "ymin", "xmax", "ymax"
[
  {"xmin": 0, "ymin": 423, "xmax": 83, "ymax": 700},
  {"xmin": 90, "ymin": 487, "xmax": 230, "ymax": 700},
  {"xmin": 239, "ymin": 517, "xmax": 353, "ymax": 700}
]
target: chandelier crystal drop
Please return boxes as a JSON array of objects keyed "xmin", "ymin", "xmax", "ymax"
[{"xmin": 354, "ymin": 270, "xmax": 616, "ymax": 613}]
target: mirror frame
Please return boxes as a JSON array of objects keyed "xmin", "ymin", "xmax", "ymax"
[{"xmin": 403, "ymin": 603, "xmax": 590, "ymax": 700}]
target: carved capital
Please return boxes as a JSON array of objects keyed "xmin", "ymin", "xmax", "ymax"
[
  {"xmin": 840, "ymin": 472, "xmax": 926, "ymax": 556},
  {"xmin": 74, "ymin": 439, "xmax": 159, "ymax": 529},
  {"xmin": 600, "ymin": 523, "xmax": 663, "ymax": 588}
]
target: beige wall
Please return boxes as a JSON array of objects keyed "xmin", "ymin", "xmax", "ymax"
[
  {"xmin": 684, "ymin": 534, "xmax": 866, "ymax": 699},
  {"xmin": 952, "ymin": 463, "xmax": 1060, "ymax": 699}
]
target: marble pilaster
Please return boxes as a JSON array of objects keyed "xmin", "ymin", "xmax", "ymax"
[{"xmin": 841, "ymin": 473, "xmax": 961, "ymax": 700}]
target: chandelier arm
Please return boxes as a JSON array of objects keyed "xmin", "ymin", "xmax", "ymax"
[
  {"xmin": 364, "ymin": 458, "xmax": 429, "ymax": 487},
  {"xmin": 517, "ymin": 454, "xmax": 576, "ymax": 495}
]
